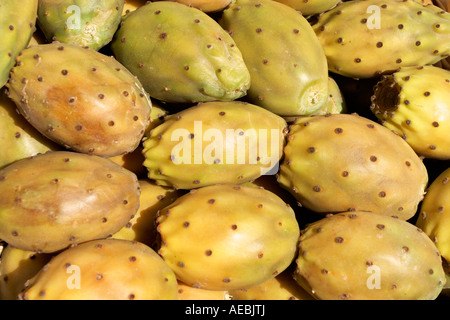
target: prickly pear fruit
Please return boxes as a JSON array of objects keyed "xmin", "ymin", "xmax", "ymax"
[
  {"xmin": 228, "ymin": 267, "xmax": 314, "ymax": 300},
  {"xmin": 277, "ymin": 113, "xmax": 428, "ymax": 220},
  {"xmin": 272, "ymin": 0, "xmax": 341, "ymax": 16},
  {"xmin": 371, "ymin": 66, "xmax": 450, "ymax": 160},
  {"xmin": 156, "ymin": 0, "xmax": 231, "ymax": 12},
  {"xmin": 19, "ymin": 239, "xmax": 178, "ymax": 300},
  {"xmin": 37, "ymin": 0, "xmax": 124, "ymax": 51},
  {"xmin": 0, "ymin": 246, "xmax": 53, "ymax": 300},
  {"xmin": 111, "ymin": 1, "xmax": 250, "ymax": 103},
  {"xmin": 220, "ymin": 0, "xmax": 329, "ymax": 116},
  {"xmin": 0, "ymin": 151, "xmax": 140, "ymax": 253},
  {"xmin": 156, "ymin": 184, "xmax": 300, "ymax": 291},
  {"xmin": 0, "ymin": 0, "xmax": 38, "ymax": 87},
  {"xmin": 285, "ymin": 76, "xmax": 345, "ymax": 120},
  {"xmin": 112, "ymin": 179, "xmax": 184, "ymax": 249},
  {"xmin": 434, "ymin": 0, "xmax": 450, "ymax": 70},
  {"xmin": 416, "ymin": 167, "xmax": 450, "ymax": 261},
  {"xmin": 177, "ymin": 281, "xmax": 230, "ymax": 300},
  {"xmin": 313, "ymin": 0, "xmax": 450, "ymax": 78},
  {"xmin": 310, "ymin": 77, "xmax": 346, "ymax": 116},
  {"xmin": 0, "ymin": 88, "xmax": 60, "ymax": 169},
  {"xmin": 295, "ymin": 211, "xmax": 446, "ymax": 300},
  {"xmin": 6, "ymin": 42, "xmax": 151, "ymax": 157},
  {"xmin": 143, "ymin": 101, "xmax": 287, "ymax": 190},
  {"xmin": 146, "ymin": 100, "xmax": 170, "ymax": 135}
]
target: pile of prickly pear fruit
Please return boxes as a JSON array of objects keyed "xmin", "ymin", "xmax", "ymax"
[{"xmin": 0, "ymin": 0, "xmax": 449, "ymax": 301}]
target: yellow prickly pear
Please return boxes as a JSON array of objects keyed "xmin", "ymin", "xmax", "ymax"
[
  {"xmin": 371, "ymin": 66, "xmax": 450, "ymax": 160},
  {"xmin": 176, "ymin": 281, "xmax": 230, "ymax": 300},
  {"xmin": 272, "ymin": 0, "xmax": 341, "ymax": 16},
  {"xmin": 0, "ymin": 151, "xmax": 140, "ymax": 253},
  {"xmin": 143, "ymin": 101, "xmax": 287, "ymax": 190},
  {"xmin": 156, "ymin": 184, "xmax": 300, "ymax": 291},
  {"xmin": 154, "ymin": 0, "xmax": 232, "ymax": 12},
  {"xmin": 313, "ymin": 0, "xmax": 450, "ymax": 78},
  {"xmin": 0, "ymin": 246, "xmax": 53, "ymax": 300},
  {"xmin": 0, "ymin": 88, "xmax": 60, "ymax": 170},
  {"xmin": 19, "ymin": 239, "xmax": 178, "ymax": 300},
  {"xmin": 416, "ymin": 167, "xmax": 450, "ymax": 262},
  {"xmin": 228, "ymin": 267, "xmax": 315, "ymax": 300},
  {"xmin": 7, "ymin": 42, "xmax": 151, "ymax": 158},
  {"xmin": 295, "ymin": 211, "xmax": 446, "ymax": 300},
  {"xmin": 278, "ymin": 113, "xmax": 428, "ymax": 220}
]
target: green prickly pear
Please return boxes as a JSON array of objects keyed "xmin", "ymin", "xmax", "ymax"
[
  {"xmin": 371, "ymin": 65, "xmax": 450, "ymax": 160},
  {"xmin": 294, "ymin": 211, "xmax": 446, "ymax": 300},
  {"xmin": 0, "ymin": 245, "xmax": 53, "ymax": 300},
  {"xmin": 142, "ymin": 101, "xmax": 287, "ymax": 190},
  {"xmin": 156, "ymin": 184, "xmax": 300, "ymax": 291},
  {"xmin": 277, "ymin": 113, "xmax": 428, "ymax": 220},
  {"xmin": 111, "ymin": 1, "xmax": 250, "ymax": 103},
  {"xmin": 312, "ymin": 0, "xmax": 450, "ymax": 78},
  {"xmin": 272, "ymin": 0, "xmax": 341, "ymax": 16},
  {"xmin": 416, "ymin": 167, "xmax": 450, "ymax": 262},
  {"xmin": 220, "ymin": 0, "xmax": 329, "ymax": 116},
  {"xmin": 6, "ymin": 42, "xmax": 151, "ymax": 158},
  {"xmin": 37, "ymin": 0, "xmax": 125, "ymax": 51},
  {"xmin": 0, "ymin": 151, "xmax": 140, "ymax": 253},
  {"xmin": 19, "ymin": 239, "xmax": 179, "ymax": 300},
  {"xmin": 0, "ymin": 0, "xmax": 38, "ymax": 88},
  {"xmin": 0, "ymin": 87, "xmax": 60, "ymax": 170}
]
